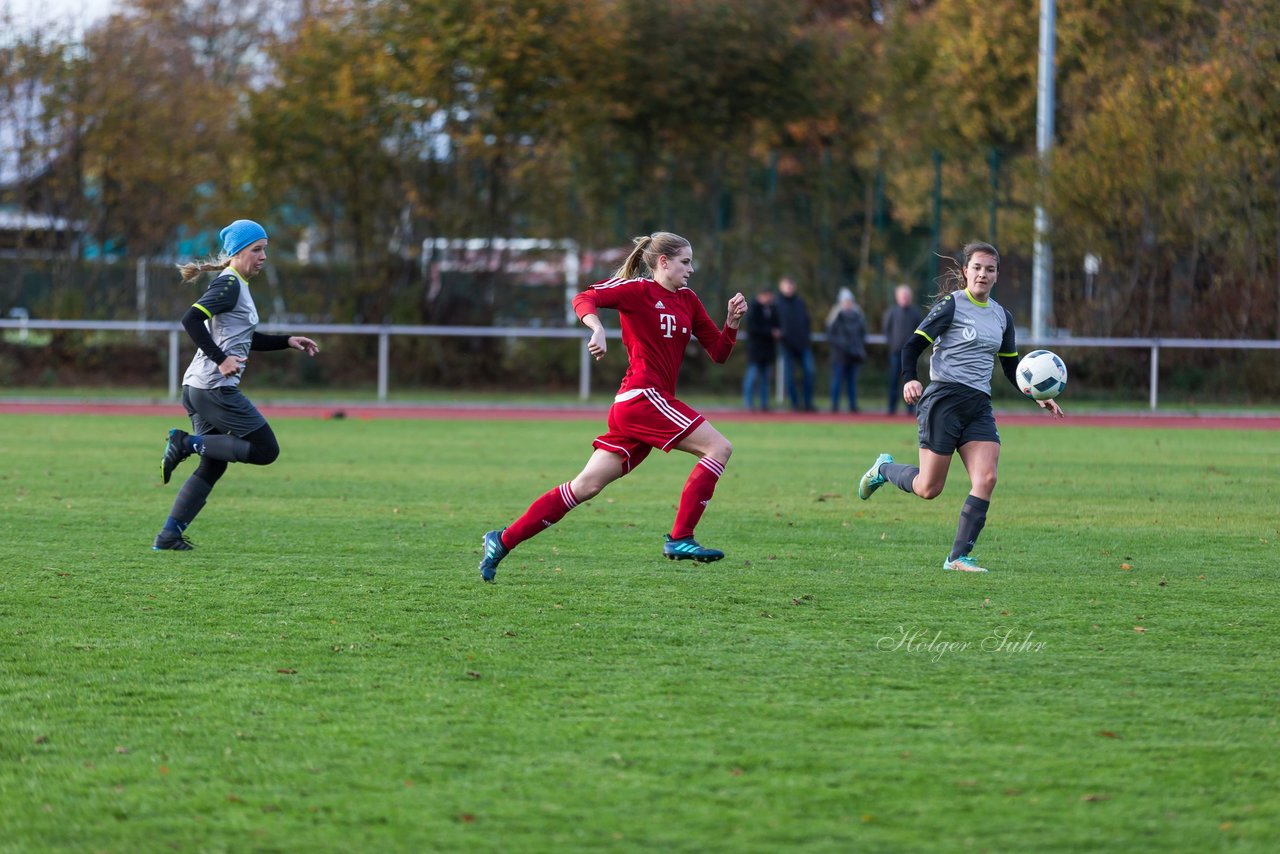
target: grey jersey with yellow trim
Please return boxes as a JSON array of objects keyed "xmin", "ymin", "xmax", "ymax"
[
  {"xmin": 914, "ymin": 291, "xmax": 1017, "ymax": 395},
  {"xmin": 182, "ymin": 268, "xmax": 260, "ymax": 389}
]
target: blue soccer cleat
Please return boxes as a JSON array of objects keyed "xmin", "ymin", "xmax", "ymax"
[
  {"xmin": 663, "ymin": 535, "xmax": 724, "ymax": 563},
  {"xmin": 479, "ymin": 529, "xmax": 509, "ymax": 582},
  {"xmin": 857, "ymin": 452, "xmax": 894, "ymax": 500}
]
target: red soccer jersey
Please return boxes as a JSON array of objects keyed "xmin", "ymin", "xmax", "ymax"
[{"xmin": 573, "ymin": 277, "xmax": 737, "ymax": 397}]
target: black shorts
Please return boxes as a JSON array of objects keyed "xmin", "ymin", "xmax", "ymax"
[
  {"xmin": 916, "ymin": 382, "xmax": 999, "ymax": 455},
  {"xmin": 183, "ymin": 385, "xmax": 268, "ymax": 438}
]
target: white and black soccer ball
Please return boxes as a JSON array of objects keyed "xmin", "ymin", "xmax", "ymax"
[{"xmin": 1016, "ymin": 349, "xmax": 1067, "ymax": 400}]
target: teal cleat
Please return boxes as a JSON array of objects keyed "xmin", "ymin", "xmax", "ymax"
[
  {"xmin": 857, "ymin": 452, "xmax": 894, "ymax": 500},
  {"xmin": 942, "ymin": 555, "xmax": 989, "ymax": 573},
  {"xmin": 663, "ymin": 535, "xmax": 724, "ymax": 563},
  {"xmin": 479, "ymin": 529, "xmax": 509, "ymax": 582}
]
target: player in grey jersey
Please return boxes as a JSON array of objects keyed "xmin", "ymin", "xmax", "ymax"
[
  {"xmin": 151, "ymin": 219, "xmax": 320, "ymax": 551},
  {"xmin": 855, "ymin": 242, "xmax": 1063, "ymax": 573}
]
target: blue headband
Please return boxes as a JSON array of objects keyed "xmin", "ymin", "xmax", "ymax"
[{"xmin": 219, "ymin": 219, "xmax": 268, "ymax": 257}]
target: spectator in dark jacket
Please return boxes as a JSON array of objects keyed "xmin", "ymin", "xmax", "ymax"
[
  {"xmin": 826, "ymin": 288, "xmax": 868, "ymax": 413},
  {"xmin": 742, "ymin": 288, "xmax": 781, "ymax": 411},
  {"xmin": 775, "ymin": 276, "xmax": 816, "ymax": 411},
  {"xmin": 882, "ymin": 284, "xmax": 924, "ymax": 415}
]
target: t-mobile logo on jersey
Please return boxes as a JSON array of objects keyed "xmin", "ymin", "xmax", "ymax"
[{"xmin": 658, "ymin": 313, "xmax": 677, "ymax": 338}]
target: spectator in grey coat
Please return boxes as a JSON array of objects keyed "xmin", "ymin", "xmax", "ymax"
[{"xmin": 826, "ymin": 288, "xmax": 867, "ymax": 413}]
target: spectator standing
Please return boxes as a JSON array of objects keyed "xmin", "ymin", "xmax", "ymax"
[
  {"xmin": 742, "ymin": 287, "xmax": 781, "ymax": 411},
  {"xmin": 882, "ymin": 283, "xmax": 924, "ymax": 415},
  {"xmin": 775, "ymin": 276, "xmax": 816, "ymax": 411},
  {"xmin": 826, "ymin": 287, "xmax": 867, "ymax": 412}
]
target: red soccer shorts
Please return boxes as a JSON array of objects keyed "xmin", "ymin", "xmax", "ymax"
[{"xmin": 592, "ymin": 388, "xmax": 705, "ymax": 473}]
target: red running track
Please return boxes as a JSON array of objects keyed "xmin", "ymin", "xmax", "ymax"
[{"xmin": 1, "ymin": 399, "xmax": 1277, "ymax": 430}]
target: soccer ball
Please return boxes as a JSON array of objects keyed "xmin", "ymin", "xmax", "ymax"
[{"xmin": 1016, "ymin": 350, "xmax": 1068, "ymax": 400}]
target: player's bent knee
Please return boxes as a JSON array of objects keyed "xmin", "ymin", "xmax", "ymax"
[
  {"xmin": 915, "ymin": 481, "xmax": 944, "ymax": 500},
  {"xmin": 247, "ymin": 441, "xmax": 280, "ymax": 466},
  {"xmin": 570, "ymin": 478, "xmax": 606, "ymax": 501}
]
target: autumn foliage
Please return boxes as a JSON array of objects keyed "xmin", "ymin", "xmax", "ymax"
[{"xmin": 2, "ymin": 0, "xmax": 1278, "ymax": 341}]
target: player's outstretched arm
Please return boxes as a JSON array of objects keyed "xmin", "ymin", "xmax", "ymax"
[
  {"xmin": 289, "ymin": 336, "xmax": 320, "ymax": 356},
  {"xmin": 1038, "ymin": 398, "xmax": 1065, "ymax": 419}
]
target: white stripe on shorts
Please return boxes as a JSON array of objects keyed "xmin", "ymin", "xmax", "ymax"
[{"xmin": 642, "ymin": 388, "xmax": 692, "ymax": 429}]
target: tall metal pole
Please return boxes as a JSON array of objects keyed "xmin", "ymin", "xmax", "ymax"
[
  {"xmin": 1031, "ymin": 0, "xmax": 1056, "ymax": 341},
  {"xmin": 927, "ymin": 150, "xmax": 942, "ymax": 296}
]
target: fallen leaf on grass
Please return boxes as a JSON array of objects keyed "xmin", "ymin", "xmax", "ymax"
[
  {"xmin": 1082, "ymin": 793, "xmax": 1110, "ymax": 802},
  {"xmin": 1120, "ymin": 563, "xmax": 1132, "ymax": 570},
  {"xmin": 458, "ymin": 813, "xmax": 476, "ymax": 824},
  {"xmin": 33, "ymin": 735, "xmax": 49, "ymax": 744},
  {"xmin": 1133, "ymin": 627, "xmax": 1146, "ymax": 633},
  {"xmin": 466, "ymin": 671, "xmax": 482, "ymax": 679},
  {"xmin": 276, "ymin": 668, "xmax": 297, "ymax": 674},
  {"xmin": 1097, "ymin": 731, "xmax": 1120, "ymax": 739},
  {"xmin": 730, "ymin": 767, "xmax": 743, "ymax": 776}
]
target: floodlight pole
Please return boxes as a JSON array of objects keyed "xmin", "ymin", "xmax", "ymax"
[{"xmin": 1031, "ymin": 0, "xmax": 1056, "ymax": 342}]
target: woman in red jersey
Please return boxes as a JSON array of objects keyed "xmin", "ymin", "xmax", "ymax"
[{"xmin": 478, "ymin": 231, "xmax": 747, "ymax": 582}]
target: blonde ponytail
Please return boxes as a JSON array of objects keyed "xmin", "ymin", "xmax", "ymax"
[
  {"xmin": 613, "ymin": 231, "xmax": 691, "ymax": 279},
  {"xmin": 177, "ymin": 254, "xmax": 231, "ymax": 284}
]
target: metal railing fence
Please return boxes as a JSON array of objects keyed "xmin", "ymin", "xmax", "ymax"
[{"xmin": 2, "ymin": 317, "xmax": 1278, "ymax": 410}]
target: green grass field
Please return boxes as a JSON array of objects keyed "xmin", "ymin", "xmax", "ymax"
[{"xmin": 1, "ymin": 413, "xmax": 1277, "ymax": 851}]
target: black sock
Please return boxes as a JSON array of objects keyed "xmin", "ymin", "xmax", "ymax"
[
  {"xmin": 199, "ymin": 434, "xmax": 253, "ymax": 463},
  {"xmin": 949, "ymin": 494, "xmax": 990, "ymax": 561},
  {"xmin": 882, "ymin": 462, "xmax": 920, "ymax": 493},
  {"xmin": 166, "ymin": 474, "xmax": 214, "ymax": 531}
]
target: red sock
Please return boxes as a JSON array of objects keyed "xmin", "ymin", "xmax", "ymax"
[
  {"xmin": 671, "ymin": 457, "xmax": 724, "ymax": 540},
  {"xmin": 501, "ymin": 482, "xmax": 579, "ymax": 549}
]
